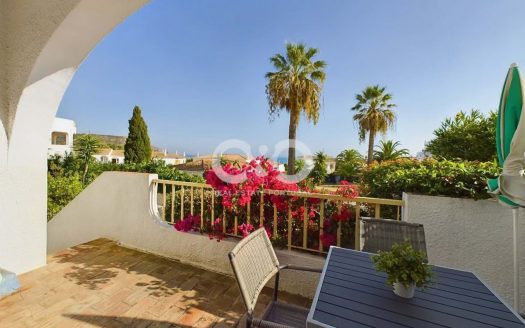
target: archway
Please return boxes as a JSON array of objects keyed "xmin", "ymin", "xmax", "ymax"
[{"xmin": 0, "ymin": 0, "xmax": 149, "ymax": 274}]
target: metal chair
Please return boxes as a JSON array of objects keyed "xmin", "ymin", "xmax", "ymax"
[
  {"xmin": 228, "ymin": 228, "xmax": 321, "ymax": 328},
  {"xmin": 361, "ymin": 217, "xmax": 428, "ymax": 259}
]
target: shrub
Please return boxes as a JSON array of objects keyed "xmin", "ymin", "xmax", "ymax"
[
  {"xmin": 361, "ymin": 158, "xmax": 500, "ymax": 200},
  {"xmin": 47, "ymin": 173, "xmax": 84, "ymax": 220},
  {"xmin": 425, "ymin": 110, "xmax": 496, "ymax": 161}
]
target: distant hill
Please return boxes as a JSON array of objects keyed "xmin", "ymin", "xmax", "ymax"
[
  {"xmin": 75, "ymin": 133, "xmax": 162, "ymax": 151},
  {"xmin": 75, "ymin": 134, "xmax": 126, "ymax": 146}
]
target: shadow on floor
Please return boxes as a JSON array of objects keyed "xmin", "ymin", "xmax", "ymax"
[
  {"xmin": 64, "ymin": 314, "xmax": 196, "ymax": 328},
  {"xmin": 51, "ymin": 239, "xmax": 244, "ymax": 325},
  {"xmin": 45, "ymin": 239, "xmax": 310, "ymax": 327}
]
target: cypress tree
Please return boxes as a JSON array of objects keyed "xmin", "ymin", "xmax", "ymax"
[{"xmin": 124, "ymin": 106, "xmax": 152, "ymax": 163}]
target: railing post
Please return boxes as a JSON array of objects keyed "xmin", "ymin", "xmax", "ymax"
[
  {"xmin": 190, "ymin": 186, "xmax": 194, "ymax": 216},
  {"xmin": 336, "ymin": 201, "xmax": 342, "ymax": 247},
  {"xmin": 273, "ymin": 203, "xmax": 278, "ymax": 240},
  {"xmin": 234, "ymin": 214, "xmax": 238, "ymax": 236},
  {"xmin": 170, "ymin": 184, "xmax": 175, "ymax": 224},
  {"xmin": 180, "ymin": 186, "xmax": 184, "ymax": 220},
  {"xmin": 319, "ymin": 199, "xmax": 325, "ymax": 253},
  {"xmin": 259, "ymin": 191, "xmax": 264, "ymax": 228},
  {"xmin": 200, "ymin": 187, "xmax": 204, "ymax": 229},
  {"xmin": 247, "ymin": 201, "xmax": 251, "ymax": 224},
  {"xmin": 162, "ymin": 183, "xmax": 167, "ymax": 220},
  {"xmin": 303, "ymin": 199, "xmax": 308, "ymax": 249},
  {"xmin": 375, "ymin": 203, "xmax": 381, "ymax": 218},
  {"xmin": 287, "ymin": 201, "xmax": 292, "ymax": 251},
  {"xmin": 354, "ymin": 201, "xmax": 361, "ymax": 250},
  {"xmin": 211, "ymin": 190, "xmax": 215, "ymax": 222},
  {"xmin": 222, "ymin": 207, "xmax": 226, "ymax": 233}
]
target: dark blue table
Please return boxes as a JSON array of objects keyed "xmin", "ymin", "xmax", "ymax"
[{"xmin": 307, "ymin": 247, "xmax": 525, "ymax": 328}]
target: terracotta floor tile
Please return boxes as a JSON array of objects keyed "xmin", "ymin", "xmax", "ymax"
[{"xmin": 0, "ymin": 239, "xmax": 310, "ymax": 327}]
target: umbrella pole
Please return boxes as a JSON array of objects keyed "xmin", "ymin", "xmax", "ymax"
[{"xmin": 513, "ymin": 207, "xmax": 520, "ymax": 310}]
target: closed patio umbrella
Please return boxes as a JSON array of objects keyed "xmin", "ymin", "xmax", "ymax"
[{"xmin": 487, "ymin": 63, "xmax": 525, "ymax": 310}]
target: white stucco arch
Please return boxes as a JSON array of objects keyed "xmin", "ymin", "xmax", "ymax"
[{"xmin": 0, "ymin": 0, "xmax": 149, "ymax": 274}]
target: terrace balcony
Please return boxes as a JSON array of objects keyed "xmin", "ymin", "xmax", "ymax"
[
  {"xmin": 0, "ymin": 172, "xmax": 403, "ymax": 327},
  {"xmin": 2, "ymin": 171, "xmax": 524, "ymax": 326}
]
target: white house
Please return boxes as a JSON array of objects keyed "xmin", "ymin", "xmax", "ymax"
[
  {"xmin": 93, "ymin": 148, "xmax": 187, "ymax": 165},
  {"xmin": 47, "ymin": 117, "xmax": 77, "ymax": 157},
  {"xmin": 153, "ymin": 149, "xmax": 187, "ymax": 165},
  {"xmin": 93, "ymin": 148, "xmax": 125, "ymax": 164},
  {"xmin": 302, "ymin": 155, "xmax": 337, "ymax": 174}
]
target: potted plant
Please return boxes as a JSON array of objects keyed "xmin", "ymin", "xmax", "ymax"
[{"xmin": 371, "ymin": 242, "xmax": 433, "ymax": 298}]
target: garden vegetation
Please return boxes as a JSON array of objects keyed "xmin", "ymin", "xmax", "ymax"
[
  {"xmin": 47, "ymin": 154, "xmax": 203, "ymax": 220},
  {"xmin": 425, "ymin": 110, "xmax": 496, "ymax": 162}
]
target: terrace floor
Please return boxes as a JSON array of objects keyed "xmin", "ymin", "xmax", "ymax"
[{"xmin": 0, "ymin": 239, "xmax": 310, "ymax": 327}]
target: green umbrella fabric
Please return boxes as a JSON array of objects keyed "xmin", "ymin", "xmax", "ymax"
[
  {"xmin": 487, "ymin": 64, "xmax": 525, "ymax": 207},
  {"xmin": 487, "ymin": 63, "xmax": 525, "ymax": 311},
  {"xmin": 497, "ymin": 65, "xmax": 523, "ymax": 165}
]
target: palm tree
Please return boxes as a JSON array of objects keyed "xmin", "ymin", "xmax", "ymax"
[
  {"xmin": 308, "ymin": 151, "xmax": 328, "ymax": 185},
  {"xmin": 374, "ymin": 140, "xmax": 409, "ymax": 162},
  {"xmin": 351, "ymin": 85, "xmax": 396, "ymax": 164},
  {"xmin": 335, "ymin": 149, "xmax": 364, "ymax": 180},
  {"xmin": 74, "ymin": 134, "xmax": 101, "ymax": 184},
  {"xmin": 266, "ymin": 43, "xmax": 326, "ymax": 175}
]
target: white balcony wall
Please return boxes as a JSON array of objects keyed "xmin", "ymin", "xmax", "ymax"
[
  {"xmin": 48, "ymin": 172, "xmax": 324, "ymax": 298},
  {"xmin": 403, "ymin": 193, "xmax": 525, "ymax": 313},
  {"xmin": 0, "ymin": 0, "xmax": 148, "ymax": 274}
]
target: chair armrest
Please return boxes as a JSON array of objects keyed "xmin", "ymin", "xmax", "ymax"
[
  {"xmin": 272, "ymin": 264, "xmax": 322, "ymax": 302},
  {"xmin": 279, "ymin": 264, "xmax": 322, "ymax": 273}
]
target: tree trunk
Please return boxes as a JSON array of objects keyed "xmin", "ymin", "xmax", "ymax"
[
  {"xmin": 367, "ymin": 131, "xmax": 375, "ymax": 165},
  {"xmin": 82, "ymin": 163, "xmax": 89, "ymax": 184},
  {"xmin": 287, "ymin": 112, "xmax": 298, "ymax": 175}
]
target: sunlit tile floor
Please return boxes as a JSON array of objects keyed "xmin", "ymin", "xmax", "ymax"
[{"xmin": 0, "ymin": 239, "xmax": 310, "ymax": 327}]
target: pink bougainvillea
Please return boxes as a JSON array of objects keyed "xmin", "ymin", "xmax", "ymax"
[
  {"xmin": 205, "ymin": 156, "xmax": 299, "ymax": 211},
  {"xmin": 238, "ymin": 223, "xmax": 254, "ymax": 237},
  {"xmin": 172, "ymin": 160, "xmax": 362, "ymax": 245},
  {"xmin": 174, "ymin": 214, "xmax": 224, "ymax": 242},
  {"xmin": 208, "ymin": 217, "xmax": 224, "ymax": 242},
  {"xmin": 174, "ymin": 214, "xmax": 201, "ymax": 232}
]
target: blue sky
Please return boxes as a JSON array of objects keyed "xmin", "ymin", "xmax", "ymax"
[{"xmin": 58, "ymin": 0, "xmax": 525, "ymax": 157}]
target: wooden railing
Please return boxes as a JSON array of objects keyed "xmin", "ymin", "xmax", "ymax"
[{"xmin": 151, "ymin": 179, "xmax": 404, "ymax": 253}]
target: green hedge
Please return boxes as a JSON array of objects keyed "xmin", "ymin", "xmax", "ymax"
[
  {"xmin": 361, "ymin": 159, "xmax": 501, "ymax": 200},
  {"xmin": 88, "ymin": 161, "xmax": 204, "ymax": 184}
]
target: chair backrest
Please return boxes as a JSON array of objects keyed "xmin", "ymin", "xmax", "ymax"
[
  {"xmin": 228, "ymin": 228, "xmax": 280, "ymax": 314},
  {"xmin": 361, "ymin": 218, "xmax": 427, "ymax": 258}
]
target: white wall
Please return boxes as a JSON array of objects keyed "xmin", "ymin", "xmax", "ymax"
[
  {"xmin": 48, "ymin": 172, "xmax": 323, "ymax": 298},
  {"xmin": 403, "ymin": 193, "xmax": 525, "ymax": 313},
  {"xmin": 0, "ymin": 0, "xmax": 148, "ymax": 275}
]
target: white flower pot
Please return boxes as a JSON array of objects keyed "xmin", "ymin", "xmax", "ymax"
[{"xmin": 393, "ymin": 281, "xmax": 415, "ymax": 298}]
